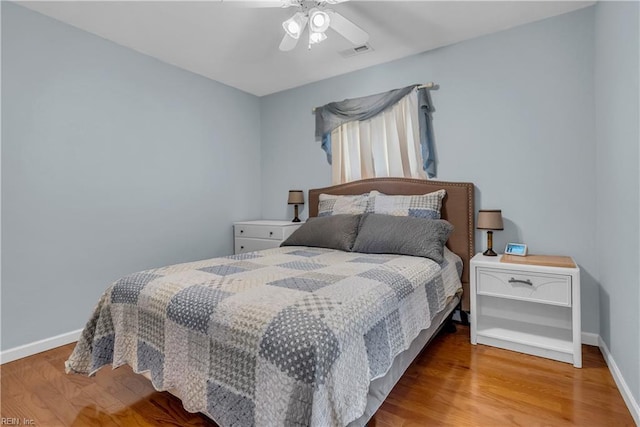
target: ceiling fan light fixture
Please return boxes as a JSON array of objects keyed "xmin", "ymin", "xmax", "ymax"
[
  {"xmin": 309, "ymin": 30, "xmax": 327, "ymax": 44},
  {"xmin": 283, "ymin": 12, "xmax": 307, "ymax": 39},
  {"xmin": 279, "ymin": 1, "xmax": 369, "ymax": 52},
  {"xmin": 308, "ymin": 8, "xmax": 330, "ymax": 33},
  {"xmin": 287, "ymin": 21, "xmax": 300, "ymax": 34}
]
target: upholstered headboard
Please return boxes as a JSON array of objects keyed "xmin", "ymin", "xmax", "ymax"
[{"xmin": 308, "ymin": 178, "xmax": 475, "ymax": 312}]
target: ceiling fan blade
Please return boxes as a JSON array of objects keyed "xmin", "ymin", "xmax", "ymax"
[
  {"xmin": 327, "ymin": 10, "xmax": 369, "ymax": 45},
  {"xmin": 279, "ymin": 33, "xmax": 300, "ymax": 51}
]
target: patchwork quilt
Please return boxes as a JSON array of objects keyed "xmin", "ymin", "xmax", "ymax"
[{"xmin": 66, "ymin": 246, "xmax": 462, "ymax": 427}]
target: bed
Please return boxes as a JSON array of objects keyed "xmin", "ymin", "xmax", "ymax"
[{"xmin": 66, "ymin": 177, "xmax": 474, "ymax": 426}]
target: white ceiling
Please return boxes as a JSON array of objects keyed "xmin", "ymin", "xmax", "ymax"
[{"xmin": 19, "ymin": 1, "xmax": 594, "ymax": 96}]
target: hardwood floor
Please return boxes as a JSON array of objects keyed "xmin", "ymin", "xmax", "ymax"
[{"xmin": 1, "ymin": 325, "xmax": 634, "ymax": 426}]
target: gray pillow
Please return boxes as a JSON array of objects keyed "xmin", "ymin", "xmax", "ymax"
[
  {"xmin": 281, "ymin": 214, "xmax": 362, "ymax": 251},
  {"xmin": 352, "ymin": 214, "xmax": 453, "ymax": 263}
]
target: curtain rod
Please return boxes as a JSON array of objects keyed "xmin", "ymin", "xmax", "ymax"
[{"xmin": 312, "ymin": 82, "xmax": 439, "ymax": 113}]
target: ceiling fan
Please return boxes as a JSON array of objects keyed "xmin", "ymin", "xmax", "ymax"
[
  {"xmin": 279, "ymin": 0, "xmax": 369, "ymax": 51},
  {"xmin": 224, "ymin": 0, "xmax": 369, "ymax": 51}
]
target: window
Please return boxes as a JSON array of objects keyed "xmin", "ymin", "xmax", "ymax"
[{"xmin": 315, "ymin": 85, "xmax": 436, "ymax": 184}]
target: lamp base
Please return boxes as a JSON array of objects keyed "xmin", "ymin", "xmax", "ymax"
[
  {"xmin": 292, "ymin": 204, "xmax": 301, "ymax": 223},
  {"xmin": 483, "ymin": 230, "xmax": 497, "ymax": 256},
  {"xmin": 483, "ymin": 248, "xmax": 498, "ymax": 256}
]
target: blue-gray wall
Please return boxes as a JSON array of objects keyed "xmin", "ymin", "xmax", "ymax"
[
  {"xmin": 595, "ymin": 1, "xmax": 640, "ymax": 407},
  {"xmin": 260, "ymin": 7, "xmax": 600, "ymax": 334},
  {"xmin": 1, "ymin": 2, "xmax": 262, "ymax": 350}
]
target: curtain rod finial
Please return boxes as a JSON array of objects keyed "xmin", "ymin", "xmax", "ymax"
[{"xmin": 419, "ymin": 82, "xmax": 439, "ymax": 90}]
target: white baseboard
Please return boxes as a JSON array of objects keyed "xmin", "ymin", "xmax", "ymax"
[
  {"xmin": 0, "ymin": 329, "xmax": 82, "ymax": 364},
  {"xmin": 581, "ymin": 331, "xmax": 600, "ymax": 346},
  {"xmin": 599, "ymin": 337, "xmax": 640, "ymax": 425}
]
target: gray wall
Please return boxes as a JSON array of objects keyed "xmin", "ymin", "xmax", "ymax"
[
  {"xmin": 595, "ymin": 1, "xmax": 640, "ymax": 405},
  {"xmin": 260, "ymin": 8, "xmax": 600, "ymax": 333},
  {"xmin": 1, "ymin": 3, "xmax": 262, "ymax": 350}
]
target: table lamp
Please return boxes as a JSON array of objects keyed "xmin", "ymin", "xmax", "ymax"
[
  {"xmin": 288, "ymin": 190, "xmax": 304, "ymax": 223},
  {"xmin": 477, "ymin": 209, "xmax": 504, "ymax": 256}
]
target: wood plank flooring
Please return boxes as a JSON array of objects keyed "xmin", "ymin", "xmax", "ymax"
[{"xmin": 1, "ymin": 325, "xmax": 634, "ymax": 426}]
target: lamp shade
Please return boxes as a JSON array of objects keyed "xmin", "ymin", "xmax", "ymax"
[
  {"xmin": 288, "ymin": 190, "xmax": 304, "ymax": 205},
  {"xmin": 477, "ymin": 209, "xmax": 504, "ymax": 230}
]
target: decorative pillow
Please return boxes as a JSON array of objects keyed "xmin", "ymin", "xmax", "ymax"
[
  {"xmin": 281, "ymin": 214, "xmax": 362, "ymax": 251},
  {"xmin": 352, "ymin": 214, "xmax": 453, "ymax": 263},
  {"xmin": 367, "ymin": 189, "xmax": 446, "ymax": 219},
  {"xmin": 318, "ymin": 193, "xmax": 369, "ymax": 217}
]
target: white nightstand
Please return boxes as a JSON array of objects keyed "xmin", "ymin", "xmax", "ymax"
[
  {"xmin": 470, "ymin": 253, "xmax": 582, "ymax": 367},
  {"xmin": 233, "ymin": 220, "xmax": 302, "ymax": 254}
]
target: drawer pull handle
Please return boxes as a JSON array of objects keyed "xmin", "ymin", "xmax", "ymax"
[
  {"xmin": 240, "ymin": 230, "xmax": 244, "ymax": 234},
  {"xmin": 269, "ymin": 231, "xmax": 273, "ymax": 236},
  {"xmin": 509, "ymin": 278, "xmax": 533, "ymax": 286},
  {"xmin": 240, "ymin": 246, "xmax": 244, "ymax": 250}
]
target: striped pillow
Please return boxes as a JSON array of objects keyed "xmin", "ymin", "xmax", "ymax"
[{"xmin": 367, "ymin": 189, "xmax": 446, "ymax": 219}]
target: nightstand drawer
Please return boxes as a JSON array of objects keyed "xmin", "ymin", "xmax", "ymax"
[
  {"xmin": 477, "ymin": 268, "xmax": 571, "ymax": 307},
  {"xmin": 234, "ymin": 224, "xmax": 286, "ymax": 240},
  {"xmin": 233, "ymin": 221, "xmax": 302, "ymax": 255},
  {"xmin": 235, "ymin": 237, "xmax": 281, "ymax": 253}
]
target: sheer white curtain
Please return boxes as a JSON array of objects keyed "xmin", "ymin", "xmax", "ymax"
[{"xmin": 330, "ymin": 90, "xmax": 426, "ymax": 185}]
